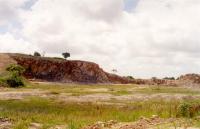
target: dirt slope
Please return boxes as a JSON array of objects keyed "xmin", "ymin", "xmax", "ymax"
[
  {"xmin": 0, "ymin": 53, "xmax": 16, "ymax": 75},
  {"xmin": 4, "ymin": 53, "xmax": 130, "ymax": 84}
]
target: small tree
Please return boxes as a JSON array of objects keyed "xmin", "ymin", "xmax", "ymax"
[
  {"xmin": 6, "ymin": 74, "xmax": 24, "ymax": 88},
  {"xmin": 112, "ymin": 69, "xmax": 118, "ymax": 73},
  {"xmin": 62, "ymin": 52, "xmax": 70, "ymax": 59},
  {"xmin": 127, "ymin": 76, "xmax": 134, "ymax": 79},
  {"xmin": 163, "ymin": 77, "xmax": 175, "ymax": 80},
  {"xmin": 151, "ymin": 77, "xmax": 158, "ymax": 81},
  {"xmin": 34, "ymin": 51, "xmax": 41, "ymax": 57}
]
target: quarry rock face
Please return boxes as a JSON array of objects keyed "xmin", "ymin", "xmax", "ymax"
[
  {"xmin": 178, "ymin": 74, "xmax": 200, "ymax": 84},
  {"xmin": 133, "ymin": 78, "xmax": 177, "ymax": 86},
  {"xmin": 176, "ymin": 74, "xmax": 200, "ymax": 87},
  {"xmin": 1, "ymin": 53, "xmax": 200, "ymax": 86},
  {"xmin": 8, "ymin": 54, "xmax": 130, "ymax": 84}
]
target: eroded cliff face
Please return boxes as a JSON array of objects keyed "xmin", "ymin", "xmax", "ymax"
[
  {"xmin": 178, "ymin": 74, "xmax": 200, "ymax": 83},
  {"xmin": 176, "ymin": 74, "xmax": 200, "ymax": 87},
  {"xmin": 8, "ymin": 54, "xmax": 129, "ymax": 84},
  {"xmin": 1, "ymin": 53, "xmax": 200, "ymax": 86}
]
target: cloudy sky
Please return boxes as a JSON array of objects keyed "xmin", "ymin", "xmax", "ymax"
[{"xmin": 0, "ymin": 0, "xmax": 200, "ymax": 78}]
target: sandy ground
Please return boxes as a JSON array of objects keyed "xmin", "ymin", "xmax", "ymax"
[
  {"xmin": 0, "ymin": 89, "xmax": 48, "ymax": 100},
  {"xmin": 0, "ymin": 89, "xmax": 200, "ymax": 105},
  {"xmin": 0, "ymin": 89, "xmax": 199, "ymax": 103}
]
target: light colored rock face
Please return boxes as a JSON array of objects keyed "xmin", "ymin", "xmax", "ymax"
[
  {"xmin": 0, "ymin": 53, "xmax": 16, "ymax": 74},
  {"xmin": 8, "ymin": 54, "xmax": 129, "ymax": 84},
  {"xmin": 178, "ymin": 74, "xmax": 200, "ymax": 84}
]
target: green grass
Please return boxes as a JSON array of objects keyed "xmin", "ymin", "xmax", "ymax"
[
  {"xmin": 23, "ymin": 83, "xmax": 200, "ymax": 96},
  {"xmin": 1, "ymin": 97, "xmax": 200, "ymax": 129},
  {"xmin": 133, "ymin": 86, "xmax": 200, "ymax": 95},
  {"xmin": 112, "ymin": 90, "xmax": 131, "ymax": 95},
  {"xmin": 24, "ymin": 83, "xmax": 138, "ymax": 96},
  {"xmin": 1, "ymin": 83, "xmax": 200, "ymax": 128}
]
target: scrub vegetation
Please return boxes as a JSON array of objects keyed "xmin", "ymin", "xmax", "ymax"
[
  {"xmin": 0, "ymin": 64, "xmax": 25, "ymax": 88},
  {"xmin": 0, "ymin": 82, "xmax": 200, "ymax": 128}
]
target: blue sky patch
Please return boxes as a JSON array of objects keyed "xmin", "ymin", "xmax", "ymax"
[
  {"xmin": 0, "ymin": 25, "xmax": 9, "ymax": 34},
  {"xmin": 124, "ymin": 0, "xmax": 139, "ymax": 12},
  {"xmin": 21, "ymin": 0, "xmax": 38, "ymax": 10}
]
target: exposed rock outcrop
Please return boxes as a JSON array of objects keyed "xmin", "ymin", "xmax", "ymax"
[
  {"xmin": 133, "ymin": 74, "xmax": 200, "ymax": 87},
  {"xmin": 1, "ymin": 53, "xmax": 200, "ymax": 86},
  {"xmin": 7, "ymin": 53, "xmax": 130, "ymax": 84},
  {"xmin": 178, "ymin": 74, "xmax": 200, "ymax": 84},
  {"xmin": 175, "ymin": 74, "xmax": 200, "ymax": 87}
]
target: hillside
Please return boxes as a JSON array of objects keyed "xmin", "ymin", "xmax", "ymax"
[
  {"xmin": 0, "ymin": 53, "xmax": 130, "ymax": 84},
  {"xmin": 0, "ymin": 54, "xmax": 16, "ymax": 75},
  {"xmin": 1, "ymin": 53, "xmax": 200, "ymax": 128},
  {"xmin": 1, "ymin": 53, "xmax": 200, "ymax": 86}
]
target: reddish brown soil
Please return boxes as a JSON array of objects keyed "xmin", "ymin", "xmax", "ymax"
[{"xmin": 8, "ymin": 53, "xmax": 130, "ymax": 84}]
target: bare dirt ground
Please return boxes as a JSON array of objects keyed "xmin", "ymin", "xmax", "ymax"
[
  {"xmin": 82, "ymin": 116, "xmax": 199, "ymax": 129},
  {"xmin": 0, "ymin": 54, "xmax": 16, "ymax": 74},
  {"xmin": 0, "ymin": 87, "xmax": 200, "ymax": 105},
  {"xmin": 0, "ymin": 89, "xmax": 47, "ymax": 100},
  {"xmin": 0, "ymin": 117, "xmax": 12, "ymax": 129},
  {"xmin": 0, "ymin": 88, "xmax": 200, "ymax": 106}
]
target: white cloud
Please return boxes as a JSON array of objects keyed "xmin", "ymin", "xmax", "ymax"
[
  {"xmin": 0, "ymin": 0, "xmax": 38, "ymax": 56},
  {"xmin": 0, "ymin": 0, "xmax": 28, "ymax": 26},
  {"xmin": 1, "ymin": 0, "xmax": 200, "ymax": 78},
  {"xmin": 21, "ymin": 0, "xmax": 125, "ymax": 57},
  {"xmin": 0, "ymin": 33, "xmax": 38, "ymax": 53}
]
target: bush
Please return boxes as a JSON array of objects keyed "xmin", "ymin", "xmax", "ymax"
[
  {"xmin": 3, "ymin": 64, "xmax": 25, "ymax": 88},
  {"xmin": 6, "ymin": 73, "xmax": 24, "ymax": 88},
  {"xmin": 163, "ymin": 77, "xmax": 175, "ymax": 80},
  {"xmin": 6, "ymin": 64, "xmax": 25, "ymax": 75},
  {"xmin": 34, "ymin": 51, "xmax": 41, "ymax": 57},
  {"xmin": 127, "ymin": 76, "xmax": 134, "ymax": 79},
  {"xmin": 0, "ymin": 78, "xmax": 6, "ymax": 87},
  {"xmin": 177, "ymin": 102, "xmax": 200, "ymax": 118},
  {"xmin": 178, "ymin": 102, "xmax": 192, "ymax": 117}
]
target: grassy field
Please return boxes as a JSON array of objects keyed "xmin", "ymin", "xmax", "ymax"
[
  {"xmin": 0, "ymin": 98, "xmax": 177, "ymax": 128},
  {"xmin": 26, "ymin": 82, "xmax": 200, "ymax": 95},
  {"xmin": 1, "ymin": 83, "xmax": 200, "ymax": 129}
]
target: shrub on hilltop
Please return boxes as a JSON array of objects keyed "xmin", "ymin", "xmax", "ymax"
[
  {"xmin": 163, "ymin": 77, "xmax": 175, "ymax": 80},
  {"xmin": 62, "ymin": 52, "xmax": 70, "ymax": 59},
  {"xmin": 34, "ymin": 51, "xmax": 41, "ymax": 57}
]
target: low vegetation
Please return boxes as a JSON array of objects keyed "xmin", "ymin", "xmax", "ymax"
[
  {"xmin": 1, "ymin": 82, "xmax": 200, "ymax": 128},
  {"xmin": 0, "ymin": 64, "xmax": 25, "ymax": 88},
  {"xmin": 0, "ymin": 66, "xmax": 200, "ymax": 128},
  {"xmin": 26, "ymin": 83, "xmax": 200, "ymax": 96},
  {"xmin": 177, "ymin": 101, "xmax": 200, "ymax": 118},
  {"xmin": 0, "ymin": 97, "xmax": 200, "ymax": 129}
]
